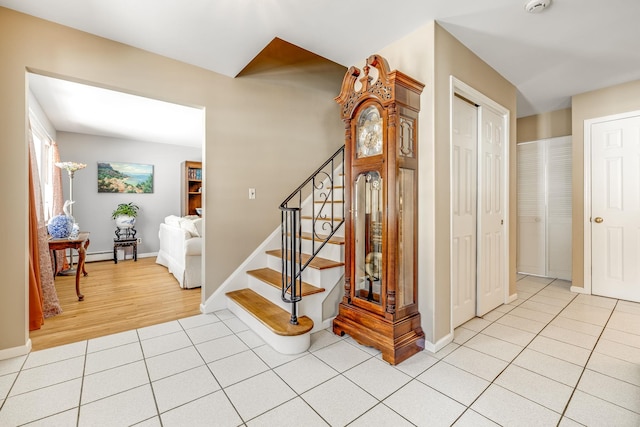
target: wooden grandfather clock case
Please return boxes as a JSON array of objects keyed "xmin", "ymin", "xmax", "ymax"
[{"xmin": 332, "ymin": 55, "xmax": 424, "ymax": 365}]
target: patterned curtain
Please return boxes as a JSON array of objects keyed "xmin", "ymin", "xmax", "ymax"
[
  {"xmin": 50, "ymin": 141, "xmax": 69, "ymax": 272},
  {"xmin": 28, "ymin": 150, "xmax": 45, "ymax": 331},
  {"xmin": 28, "ymin": 123, "xmax": 62, "ymax": 326}
]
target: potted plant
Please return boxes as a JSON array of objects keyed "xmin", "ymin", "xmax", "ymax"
[{"xmin": 112, "ymin": 202, "xmax": 139, "ymax": 229}]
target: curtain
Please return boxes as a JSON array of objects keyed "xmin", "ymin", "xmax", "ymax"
[
  {"xmin": 28, "ymin": 125, "xmax": 62, "ymax": 329},
  {"xmin": 51, "ymin": 141, "xmax": 69, "ymax": 272},
  {"xmin": 28, "ymin": 154, "xmax": 45, "ymax": 331}
]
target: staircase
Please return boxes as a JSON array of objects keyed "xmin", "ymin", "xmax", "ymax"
[{"xmin": 224, "ymin": 147, "xmax": 345, "ymax": 355}]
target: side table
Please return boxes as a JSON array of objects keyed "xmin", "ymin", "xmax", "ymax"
[
  {"xmin": 114, "ymin": 238, "xmax": 137, "ymax": 264},
  {"xmin": 48, "ymin": 232, "xmax": 90, "ymax": 301}
]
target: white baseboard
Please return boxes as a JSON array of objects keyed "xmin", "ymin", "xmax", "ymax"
[
  {"xmin": 0, "ymin": 339, "xmax": 32, "ymax": 361},
  {"xmin": 423, "ymin": 332, "xmax": 453, "ymax": 354},
  {"xmin": 570, "ymin": 286, "xmax": 589, "ymax": 295},
  {"xmin": 86, "ymin": 252, "xmax": 158, "ymax": 263}
]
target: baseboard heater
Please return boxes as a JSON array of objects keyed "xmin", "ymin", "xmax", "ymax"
[{"xmin": 60, "ymin": 250, "xmax": 157, "ymax": 263}]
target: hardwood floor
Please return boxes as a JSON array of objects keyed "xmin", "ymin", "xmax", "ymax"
[{"xmin": 29, "ymin": 257, "xmax": 202, "ymax": 351}]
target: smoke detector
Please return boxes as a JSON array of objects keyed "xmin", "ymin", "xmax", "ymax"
[{"xmin": 525, "ymin": 0, "xmax": 551, "ymax": 13}]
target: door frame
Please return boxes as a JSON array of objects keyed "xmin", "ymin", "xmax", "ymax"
[
  {"xmin": 450, "ymin": 77, "xmax": 510, "ymax": 328},
  {"xmin": 582, "ymin": 109, "xmax": 640, "ymax": 295}
]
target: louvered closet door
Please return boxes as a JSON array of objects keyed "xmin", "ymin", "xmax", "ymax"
[
  {"xmin": 517, "ymin": 141, "xmax": 546, "ymax": 276},
  {"xmin": 546, "ymin": 137, "xmax": 572, "ymax": 280},
  {"xmin": 516, "ymin": 136, "xmax": 572, "ymax": 280}
]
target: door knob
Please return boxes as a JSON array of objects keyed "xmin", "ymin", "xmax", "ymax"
[{"xmin": 594, "ymin": 217, "xmax": 604, "ymax": 223}]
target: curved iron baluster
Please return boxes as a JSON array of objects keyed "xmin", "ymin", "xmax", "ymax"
[{"xmin": 279, "ymin": 146, "xmax": 345, "ymax": 325}]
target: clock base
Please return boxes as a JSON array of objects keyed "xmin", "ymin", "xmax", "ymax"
[{"xmin": 333, "ymin": 302, "xmax": 424, "ymax": 365}]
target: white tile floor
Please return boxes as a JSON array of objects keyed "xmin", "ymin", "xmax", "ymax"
[{"xmin": 1, "ymin": 276, "xmax": 640, "ymax": 426}]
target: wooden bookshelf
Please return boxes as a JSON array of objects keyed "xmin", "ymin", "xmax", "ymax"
[{"xmin": 181, "ymin": 161, "xmax": 202, "ymax": 216}]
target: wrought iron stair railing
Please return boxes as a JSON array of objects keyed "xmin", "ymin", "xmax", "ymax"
[{"xmin": 279, "ymin": 145, "xmax": 345, "ymax": 325}]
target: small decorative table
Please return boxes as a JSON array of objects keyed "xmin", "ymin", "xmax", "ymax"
[
  {"xmin": 48, "ymin": 232, "xmax": 90, "ymax": 301},
  {"xmin": 113, "ymin": 238, "xmax": 137, "ymax": 264}
]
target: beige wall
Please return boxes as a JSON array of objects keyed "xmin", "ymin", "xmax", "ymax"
[
  {"xmin": 0, "ymin": 8, "xmax": 345, "ymax": 354},
  {"xmin": 378, "ymin": 23, "xmax": 437, "ymax": 344},
  {"xmin": 379, "ymin": 23, "xmax": 517, "ymax": 344},
  {"xmin": 517, "ymin": 108, "xmax": 572, "ymax": 143},
  {"xmin": 571, "ymin": 80, "xmax": 640, "ymax": 290}
]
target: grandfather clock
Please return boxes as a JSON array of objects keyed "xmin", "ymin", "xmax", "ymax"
[{"xmin": 332, "ymin": 55, "xmax": 424, "ymax": 365}]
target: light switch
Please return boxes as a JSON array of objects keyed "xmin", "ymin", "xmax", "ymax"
[{"xmin": 249, "ymin": 188, "xmax": 256, "ymax": 199}]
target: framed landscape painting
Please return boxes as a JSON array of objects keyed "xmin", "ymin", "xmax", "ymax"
[{"xmin": 98, "ymin": 161, "xmax": 154, "ymax": 193}]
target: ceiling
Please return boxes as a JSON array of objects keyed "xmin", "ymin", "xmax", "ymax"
[
  {"xmin": 28, "ymin": 73, "xmax": 205, "ymax": 147},
  {"xmin": 5, "ymin": 0, "xmax": 640, "ymax": 145}
]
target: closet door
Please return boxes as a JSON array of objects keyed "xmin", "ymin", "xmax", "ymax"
[
  {"xmin": 546, "ymin": 137, "xmax": 572, "ymax": 280},
  {"xmin": 517, "ymin": 141, "xmax": 546, "ymax": 276},
  {"xmin": 516, "ymin": 136, "xmax": 572, "ymax": 280}
]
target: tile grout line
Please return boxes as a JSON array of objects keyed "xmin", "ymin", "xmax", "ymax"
[
  {"xmin": 557, "ymin": 298, "xmax": 619, "ymax": 423},
  {"xmin": 0, "ymin": 350, "xmax": 29, "ymax": 415},
  {"xmin": 451, "ymin": 277, "xmax": 580, "ymax": 425},
  {"xmin": 74, "ymin": 340, "xmax": 89, "ymax": 427},
  {"xmin": 137, "ymin": 327, "xmax": 165, "ymax": 427},
  {"xmin": 159, "ymin": 313, "xmax": 237, "ymax": 424},
  {"xmin": 8, "ymin": 297, "xmax": 639, "ymax": 426}
]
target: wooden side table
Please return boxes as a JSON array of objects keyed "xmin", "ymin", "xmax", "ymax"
[
  {"xmin": 113, "ymin": 238, "xmax": 137, "ymax": 264},
  {"xmin": 48, "ymin": 232, "xmax": 90, "ymax": 301}
]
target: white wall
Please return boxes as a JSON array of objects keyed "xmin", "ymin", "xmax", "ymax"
[
  {"xmin": 28, "ymin": 91, "xmax": 57, "ymax": 138},
  {"xmin": 56, "ymin": 132, "xmax": 202, "ymax": 257}
]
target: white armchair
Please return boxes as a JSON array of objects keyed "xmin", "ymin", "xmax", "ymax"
[{"xmin": 156, "ymin": 215, "xmax": 202, "ymax": 289}]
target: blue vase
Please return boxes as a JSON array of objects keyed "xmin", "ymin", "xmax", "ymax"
[{"xmin": 48, "ymin": 215, "xmax": 73, "ymax": 238}]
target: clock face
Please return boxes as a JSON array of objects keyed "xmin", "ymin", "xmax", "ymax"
[{"xmin": 356, "ymin": 106, "xmax": 382, "ymax": 158}]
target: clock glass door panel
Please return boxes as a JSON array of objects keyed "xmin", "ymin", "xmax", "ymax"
[{"xmin": 354, "ymin": 171, "xmax": 383, "ymax": 306}]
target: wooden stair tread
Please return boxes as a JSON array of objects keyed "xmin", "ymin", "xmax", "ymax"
[
  {"xmin": 226, "ymin": 289, "xmax": 313, "ymax": 336},
  {"xmin": 266, "ymin": 249, "xmax": 344, "ymax": 270},
  {"xmin": 247, "ymin": 268, "xmax": 325, "ymax": 296},
  {"xmin": 298, "ymin": 232, "xmax": 345, "ymax": 245},
  {"xmin": 301, "ymin": 215, "xmax": 344, "ymax": 222}
]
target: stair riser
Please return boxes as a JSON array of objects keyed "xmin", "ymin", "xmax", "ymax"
[
  {"xmin": 314, "ymin": 187, "xmax": 344, "ymax": 201},
  {"xmin": 247, "ymin": 276, "xmax": 336, "ymax": 333},
  {"xmin": 312, "ymin": 203, "xmax": 345, "ymax": 219},
  {"xmin": 226, "ymin": 298, "xmax": 310, "ymax": 355},
  {"xmin": 247, "ymin": 276, "xmax": 324, "ymax": 312},
  {"xmin": 314, "ymin": 173, "xmax": 344, "ymax": 187},
  {"xmin": 266, "ymin": 257, "xmax": 344, "ymax": 287},
  {"xmin": 299, "ymin": 239, "xmax": 344, "ymax": 262},
  {"xmin": 265, "ymin": 245, "xmax": 343, "ymax": 268},
  {"xmin": 300, "ymin": 219, "xmax": 345, "ymax": 238}
]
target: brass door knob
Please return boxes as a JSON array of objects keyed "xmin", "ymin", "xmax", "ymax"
[{"xmin": 594, "ymin": 217, "xmax": 604, "ymax": 223}]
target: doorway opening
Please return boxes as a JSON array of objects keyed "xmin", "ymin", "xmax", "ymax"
[{"xmin": 27, "ymin": 71, "xmax": 206, "ymax": 349}]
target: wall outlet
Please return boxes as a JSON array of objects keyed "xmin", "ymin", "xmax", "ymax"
[
  {"xmin": 137, "ymin": 237, "xmax": 142, "ymax": 244},
  {"xmin": 249, "ymin": 188, "xmax": 256, "ymax": 199}
]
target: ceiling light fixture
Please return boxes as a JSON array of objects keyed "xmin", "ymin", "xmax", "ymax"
[{"xmin": 524, "ymin": 0, "xmax": 551, "ymax": 13}]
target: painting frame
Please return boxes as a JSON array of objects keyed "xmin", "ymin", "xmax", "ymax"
[{"xmin": 97, "ymin": 161, "xmax": 154, "ymax": 194}]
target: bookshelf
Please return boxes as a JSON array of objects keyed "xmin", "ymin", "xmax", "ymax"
[{"xmin": 182, "ymin": 161, "xmax": 202, "ymax": 216}]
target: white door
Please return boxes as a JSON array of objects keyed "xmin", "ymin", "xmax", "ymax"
[
  {"xmin": 452, "ymin": 96, "xmax": 478, "ymax": 327},
  {"xmin": 517, "ymin": 137, "xmax": 572, "ymax": 280},
  {"xmin": 517, "ymin": 141, "xmax": 546, "ymax": 276},
  {"xmin": 591, "ymin": 114, "xmax": 640, "ymax": 301},
  {"xmin": 546, "ymin": 138, "xmax": 572, "ymax": 280},
  {"xmin": 477, "ymin": 107, "xmax": 506, "ymax": 316}
]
